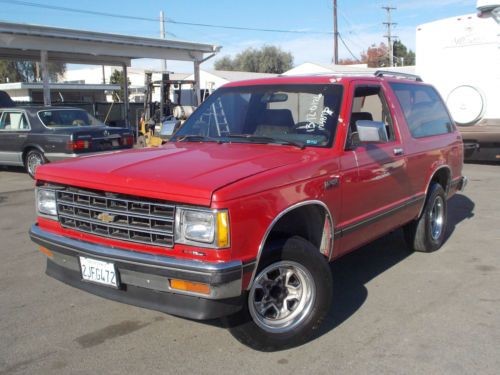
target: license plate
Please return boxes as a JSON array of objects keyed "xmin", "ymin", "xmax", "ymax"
[
  {"xmin": 80, "ymin": 257, "xmax": 118, "ymax": 288},
  {"xmin": 112, "ymin": 139, "xmax": 119, "ymax": 147}
]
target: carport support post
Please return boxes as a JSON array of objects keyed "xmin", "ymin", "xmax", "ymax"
[
  {"xmin": 40, "ymin": 50, "xmax": 51, "ymax": 106},
  {"xmin": 122, "ymin": 64, "xmax": 130, "ymax": 128},
  {"xmin": 194, "ymin": 60, "xmax": 201, "ymax": 106}
]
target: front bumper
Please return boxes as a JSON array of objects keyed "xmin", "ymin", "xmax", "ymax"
[{"xmin": 30, "ymin": 224, "xmax": 251, "ymax": 320}]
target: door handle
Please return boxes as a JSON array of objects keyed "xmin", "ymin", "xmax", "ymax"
[
  {"xmin": 393, "ymin": 148, "xmax": 404, "ymax": 156},
  {"xmin": 18, "ymin": 134, "xmax": 28, "ymax": 138}
]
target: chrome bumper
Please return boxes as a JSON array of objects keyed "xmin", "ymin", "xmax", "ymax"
[
  {"xmin": 29, "ymin": 224, "xmax": 247, "ymax": 301},
  {"xmin": 44, "ymin": 150, "xmax": 130, "ymax": 162}
]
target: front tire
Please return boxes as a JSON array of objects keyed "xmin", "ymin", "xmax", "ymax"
[
  {"xmin": 404, "ymin": 183, "xmax": 447, "ymax": 252},
  {"xmin": 226, "ymin": 236, "xmax": 332, "ymax": 351},
  {"xmin": 24, "ymin": 149, "xmax": 46, "ymax": 179}
]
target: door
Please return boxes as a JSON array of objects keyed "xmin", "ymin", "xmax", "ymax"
[
  {"xmin": 337, "ymin": 81, "xmax": 413, "ymax": 255},
  {"xmin": 0, "ymin": 111, "xmax": 31, "ymax": 165}
]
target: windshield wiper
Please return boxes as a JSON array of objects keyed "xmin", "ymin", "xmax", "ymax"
[{"xmin": 226, "ymin": 134, "xmax": 305, "ymax": 149}]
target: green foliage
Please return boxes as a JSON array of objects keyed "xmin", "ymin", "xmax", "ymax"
[
  {"xmin": 341, "ymin": 40, "xmax": 415, "ymax": 68},
  {"xmin": 0, "ymin": 60, "xmax": 66, "ymax": 83},
  {"xmin": 214, "ymin": 45, "xmax": 294, "ymax": 74},
  {"xmin": 393, "ymin": 40, "xmax": 415, "ymax": 66},
  {"xmin": 109, "ymin": 69, "xmax": 131, "ymax": 102},
  {"xmin": 213, "ymin": 56, "xmax": 234, "ymax": 71}
]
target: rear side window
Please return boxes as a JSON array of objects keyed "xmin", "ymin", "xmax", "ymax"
[
  {"xmin": 390, "ymin": 83, "xmax": 454, "ymax": 138},
  {"xmin": 0, "ymin": 111, "xmax": 30, "ymax": 130},
  {"xmin": 38, "ymin": 109, "xmax": 102, "ymax": 127}
]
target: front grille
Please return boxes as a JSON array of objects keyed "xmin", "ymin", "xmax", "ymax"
[{"xmin": 56, "ymin": 188, "xmax": 175, "ymax": 247}]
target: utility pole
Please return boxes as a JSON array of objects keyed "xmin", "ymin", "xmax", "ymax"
[
  {"xmin": 382, "ymin": 5, "xmax": 397, "ymax": 67},
  {"xmin": 333, "ymin": 0, "xmax": 339, "ymax": 64},
  {"xmin": 160, "ymin": 10, "xmax": 167, "ymax": 72}
]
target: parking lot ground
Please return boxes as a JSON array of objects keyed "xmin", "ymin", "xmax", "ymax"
[
  {"xmin": 0, "ymin": 166, "xmax": 34, "ymax": 194},
  {"xmin": 0, "ymin": 163, "xmax": 499, "ymax": 375}
]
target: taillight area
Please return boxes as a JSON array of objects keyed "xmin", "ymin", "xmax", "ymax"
[
  {"xmin": 66, "ymin": 139, "xmax": 90, "ymax": 151},
  {"xmin": 120, "ymin": 134, "xmax": 134, "ymax": 147}
]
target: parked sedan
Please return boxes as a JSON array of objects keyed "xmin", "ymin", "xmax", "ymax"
[{"xmin": 0, "ymin": 106, "xmax": 134, "ymax": 177}]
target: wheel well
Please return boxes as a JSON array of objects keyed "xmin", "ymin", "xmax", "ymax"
[
  {"xmin": 22, "ymin": 147, "xmax": 37, "ymax": 163},
  {"xmin": 265, "ymin": 204, "xmax": 327, "ymax": 254},
  {"xmin": 22, "ymin": 146, "xmax": 45, "ymax": 164},
  {"xmin": 430, "ymin": 167, "xmax": 451, "ymax": 194}
]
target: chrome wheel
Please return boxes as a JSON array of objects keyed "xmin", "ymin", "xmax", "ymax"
[
  {"xmin": 248, "ymin": 260, "xmax": 315, "ymax": 333},
  {"xmin": 26, "ymin": 151, "xmax": 44, "ymax": 177},
  {"xmin": 430, "ymin": 195, "xmax": 444, "ymax": 240}
]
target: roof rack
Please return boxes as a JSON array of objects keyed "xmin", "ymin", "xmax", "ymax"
[{"xmin": 374, "ymin": 70, "xmax": 423, "ymax": 82}]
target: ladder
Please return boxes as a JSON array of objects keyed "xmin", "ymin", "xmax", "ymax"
[{"xmin": 211, "ymin": 97, "xmax": 230, "ymax": 136}]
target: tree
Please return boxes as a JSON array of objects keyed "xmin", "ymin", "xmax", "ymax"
[
  {"xmin": 339, "ymin": 40, "xmax": 415, "ymax": 68},
  {"xmin": 360, "ymin": 43, "xmax": 390, "ymax": 68},
  {"xmin": 213, "ymin": 56, "xmax": 234, "ymax": 71},
  {"xmin": 0, "ymin": 60, "xmax": 66, "ymax": 83},
  {"xmin": 214, "ymin": 45, "xmax": 294, "ymax": 74},
  {"xmin": 109, "ymin": 69, "xmax": 131, "ymax": 102},
  {"xmin": 393, "ymin": 40, "xmax": 415, "ymax": 66}
]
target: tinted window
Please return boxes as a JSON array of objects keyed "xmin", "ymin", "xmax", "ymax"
[
  {"xmin": 390, "ymin": 83, "xmax": 454, "ymax": 138},
  {"xmin": 38, "ymin": 109, "xmax": 103, "ymax": 127},
  {"xmin": 173, "ymin": 84, "xmax": 343, "ymax": 148}
]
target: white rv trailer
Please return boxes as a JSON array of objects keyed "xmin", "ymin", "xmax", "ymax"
[{"xmin": 416, "ymin": 5, "xmax": 500, "ymax": 160}]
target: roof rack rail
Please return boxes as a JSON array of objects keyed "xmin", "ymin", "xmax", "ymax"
[{"xmin": 374, "ymin": 70, "xmax": 423, "ymax": 82}]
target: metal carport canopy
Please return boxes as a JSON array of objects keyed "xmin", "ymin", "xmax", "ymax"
[{"xmin": 0, "ymin": 21, "xmax": 221, "ymax": 124}]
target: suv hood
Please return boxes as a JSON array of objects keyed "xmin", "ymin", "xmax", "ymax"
[{"xmin": 36, "ymin": 142, "xmax": 311, "ymax": 206}]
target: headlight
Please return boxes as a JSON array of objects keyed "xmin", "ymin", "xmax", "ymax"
[
  {"xmin": 175, "ymin": 208, "xmax": 230, "ymax": 248},
  {"xmin": 36, "ymin": 188, "xmax": 57, "ymax": 217}
]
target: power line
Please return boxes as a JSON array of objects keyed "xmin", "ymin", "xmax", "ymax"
[
  {"xmin": 166, "ymin": 19, "xmax": 333, "ymax": 35},
  {"xmin": 338, "ymin": 33, "xmax": 361, "ymax": 62},
  {"xmin": 1, "ymin": 0, "xmax": 336, "ymax": 36},
  {"xmin": 1, "ymin": 0, "xmax": 158, "ymax": 22},
  {"xmin": 337, "ymin": 8, "xmax": 372, "ymax": 50}
]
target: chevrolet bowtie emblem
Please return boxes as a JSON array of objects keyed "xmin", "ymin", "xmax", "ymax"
[{"xmin": 97, "ymin": 212, "xmax": 116, "ymax": 223}]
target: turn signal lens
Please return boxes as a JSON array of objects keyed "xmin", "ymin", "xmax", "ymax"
[
  {"xmin": 38, "ymin": 246, "xmax": 53, "ymax": 258},
  {"xmin": 170, "ymin": 279, "xmax": 210, "ymax": 295},
  {"xmin": 216, "ymin": 211, "xmax": 230, "ymax": 248}
]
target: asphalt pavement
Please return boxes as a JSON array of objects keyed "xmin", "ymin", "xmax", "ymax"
[{"xmin": 0, "ymin": 163, "xmax": 499, "ymax": 374}]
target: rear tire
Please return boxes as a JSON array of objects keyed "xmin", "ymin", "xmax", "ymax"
[
  {"xmin": 226, "ymin": 236, "xmax": 332, "ymax": 351},
  {"xmin": 404, "ymin": 183, "xmax": 447, "ymax": 252},
  {"xmin": 24, "ymin": 149, "xmax": 46, "ymax": 179}
]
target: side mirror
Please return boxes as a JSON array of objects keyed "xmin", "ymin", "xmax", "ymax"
[{"xmin": 356, "ymin": 120, "xmax": 389, "ymax": 143}]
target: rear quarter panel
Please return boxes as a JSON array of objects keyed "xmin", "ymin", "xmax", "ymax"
[{"xmin": 385, "ymin": 81, "xmax": 464, "ymax": 200}]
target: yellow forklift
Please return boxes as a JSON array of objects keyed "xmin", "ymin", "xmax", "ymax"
[{"xmin": 138, "ymin": 72, "xmax": 196, "ymax": 147}]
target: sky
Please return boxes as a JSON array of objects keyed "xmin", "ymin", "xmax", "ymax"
[{"xmin": 0, "ymin": 0, "xmax": 477, "ymax": 73}]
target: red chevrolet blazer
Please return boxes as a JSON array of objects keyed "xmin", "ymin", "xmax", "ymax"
[{"xmin": 30, "ymin": 71, "xmax": 466, "ymax": 350}]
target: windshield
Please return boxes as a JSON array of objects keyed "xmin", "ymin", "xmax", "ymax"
[
  {"xmin": 38, "ymin": 109, "xmax": 104, "ymax": 127},
  {"xmin": 172, "ymin": 84, "xmax": 343, "ymax": 148}
]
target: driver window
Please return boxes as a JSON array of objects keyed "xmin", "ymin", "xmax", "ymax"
[{"xmin": 348, "ymin": 85, "xmax": 395, "ymax": 146}]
